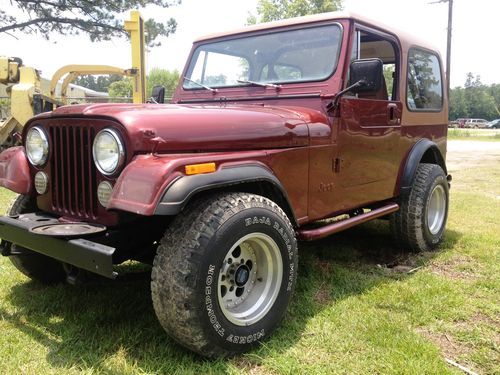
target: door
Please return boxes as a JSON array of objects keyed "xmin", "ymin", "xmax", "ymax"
[{"xmin": 335, "ymin": 28, "xmax": 402, "ymax": 211}]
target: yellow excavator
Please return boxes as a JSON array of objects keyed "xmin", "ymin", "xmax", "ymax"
[{"xmin": 0, "ymin": 10, "xmax": 147, "ymax": 150}]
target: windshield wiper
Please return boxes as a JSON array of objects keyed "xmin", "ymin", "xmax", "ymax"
[
  {"xmin": 237, "ymin": 79, "xmax": 282, "ymax": 90},
  {"xmin": 183, "ymin": 77, "xmax": 217, "ymax": 94}
]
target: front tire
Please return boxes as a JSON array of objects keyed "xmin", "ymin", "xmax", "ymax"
[
  {"xmin": 390, "ymin": 163, "xmax": 449, "ymax": 252},
  {"xmin": 151, "ymin": 193, "xmax": 298, "ymax": 357}
]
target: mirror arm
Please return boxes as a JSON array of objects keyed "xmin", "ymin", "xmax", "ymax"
[{"xmin": 326, "ymin": 80, "xmax": 366, "ymax": 113}]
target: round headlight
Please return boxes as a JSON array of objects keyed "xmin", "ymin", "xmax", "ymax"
[
  {"xmin": 26, "ymin": 127, "xmax": 49, "ymax": 166},
  {"xmin": 92, "ymin": 129, "xmax": 125, "ymax": 175}
]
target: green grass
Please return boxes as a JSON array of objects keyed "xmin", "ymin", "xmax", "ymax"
[
  {"xmin": 0, "ymin": 147, "xmax": 499, "ymax": 374},
  {"xmin": 448, "ymin": 127, "xmax": 500, "ymax": 141}
]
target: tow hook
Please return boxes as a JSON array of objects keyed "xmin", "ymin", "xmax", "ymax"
[
  {"xmin": 63, "ymin": 263, "xmax": 87, "ymax": 285},
  {"xmin": 0, "ymin": 239, "xmax": 12, "ymax": 256}
]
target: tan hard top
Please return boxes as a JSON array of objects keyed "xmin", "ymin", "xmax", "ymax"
[{"xmin": 194, "ymin": 11, "xmax": 441, "ymax": 55}]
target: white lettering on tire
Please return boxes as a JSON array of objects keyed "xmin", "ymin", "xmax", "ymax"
[{"xmin": 206, "ymin": 265, "xmax": 225, "ymax": 337}]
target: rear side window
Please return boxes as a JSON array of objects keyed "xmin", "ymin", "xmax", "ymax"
[{"xmin": 407, "ymin": 48, "xmax": 443, "ymax": 111}]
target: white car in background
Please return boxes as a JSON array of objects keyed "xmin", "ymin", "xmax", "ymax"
[{"xmin": 465, "ymin": 118, "xmax": 489, "ymax": 128}]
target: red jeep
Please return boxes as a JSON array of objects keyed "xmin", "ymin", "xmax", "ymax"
[{"xmin": 0, "ymin": 12, "xmax": 450, "ymax": 357}]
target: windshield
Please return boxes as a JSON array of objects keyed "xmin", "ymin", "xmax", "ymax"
[{"xmin": 183, "ymin": 24, "xmax": 342, "ymax": 89}]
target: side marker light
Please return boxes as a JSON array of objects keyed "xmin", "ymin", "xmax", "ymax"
[{"xmin": 185, "ymin": 162, "xmax": 216, "ymax": 175}]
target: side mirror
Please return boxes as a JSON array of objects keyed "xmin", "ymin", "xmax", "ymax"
[
  {"xmin": 348, "ymin": 58, "xmax": 383, "ymax": 93},
  {"xmin": 151, "ymin": 85, "xmax": 165, "ymax": 104}
]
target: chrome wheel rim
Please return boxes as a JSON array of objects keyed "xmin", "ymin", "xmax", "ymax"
[
  {"xmin": 217, "ymin": 232, "xmax": 283, "ymax": 326},
  {"xmin": 427, "ymin": 184, "xmax": 446, "ymax": 235}
]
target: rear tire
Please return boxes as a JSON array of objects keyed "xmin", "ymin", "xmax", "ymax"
[
  {"xmin": 7, "ymin": 195, "xmax": 66, "ymax": 284},
  {"xmin": 390, "ymin": 163, "xmax": 449, "ymax": 252},
  {"xmin": 151, "ymin": 193, "xmax": 298, "ymax": 357}
]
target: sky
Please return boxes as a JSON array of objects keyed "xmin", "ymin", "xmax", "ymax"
[{"xmin": 0, "ymin": 0, "xmax": 498, "ymax": 88}]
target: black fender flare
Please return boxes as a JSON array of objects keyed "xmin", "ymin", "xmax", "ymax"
[
  {"xmin": 399, "ymin": 139, "xmax": 447, "ymax": 195},
  {"xmin": 154, "ymin": 164, "xmax": 297, "ymax": 224}
]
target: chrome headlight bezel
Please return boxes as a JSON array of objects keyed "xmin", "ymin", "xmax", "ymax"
[
  {"xmin": 26, "ymin": 126, "xmax": 49, "ymax": 166},
  {"xmin": 92, "ymin": 128, "xmax": 125, "ymax": 176}
]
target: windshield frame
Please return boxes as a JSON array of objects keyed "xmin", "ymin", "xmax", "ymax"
[{"xmin": 182, "ymin": 21, "xmax": 344, "ymax": 91}]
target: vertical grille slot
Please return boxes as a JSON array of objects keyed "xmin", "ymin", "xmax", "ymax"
[{"xmin": 49, "ymin": 124, "xmax": 97, "ymax": 220}]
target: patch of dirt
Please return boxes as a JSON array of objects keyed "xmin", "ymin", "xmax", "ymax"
[
  {"xmin": 417, "ymin": 313, "xmax": 500, "ymax": 374},
  {"xmin": 430, "ymin": 264, "xmax": 478, "ymax": 281},
  {"xmin": 375, "ymin": 252, "xmax": 423, "ymax": 274},
  {"xmin": 471, "ymin": 312, "xmax": 500, "ymax": 329},
  {"xmin": 311, "ymin": 259, "xmax": 333, "ymax": 304},
  {"xmin": 231, "ymin": 358, "xmax": 272, "ymax": 375},
  {"xmin": 416, "ymin": 327, "xmax": 472, "ymax": 360},
  {"xmin": 313, "ymin": 258, "xmax": 332, "ymax": 275},
  {"xmin": 429, "ymin": 255, "xmax": 479, "ymax": 281},
  {"xmin": 454, "ymin": 312, "xmax": 500, "ymax": 337},
  {"xmin": 313, "ymin": 282, "xmax": 331, "ymax": 304}
]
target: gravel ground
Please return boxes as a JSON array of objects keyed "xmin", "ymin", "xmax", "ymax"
[{"xmin": 446, "ymin": 140, "xmax": 500, "ymax": 172}]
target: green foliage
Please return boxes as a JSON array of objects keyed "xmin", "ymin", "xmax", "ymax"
[
  {"xmin": 450, "ymin": 73, "xmax": 500, "ymax": 120},
  {"xmin": 146, "ymin": 68, "xmax": 179, "ymax": 98},
  {"xmin": 0, "ymin": 0, "xmax": 180, "ymax": 47},
  {"xmin": 144, "ymin": 18, "xmax": 178, "ymax": 48},
  {"xmin": 447, "ymin": 128, "xmax": 500, "ymax": 141},
  {"xmin": 383, "ymin": 64, "xmax": 395, "ymax": 100},
  {"xmin": 108, "ymin": 78, "xmax": 134, "ymax": 100},
  {"xmin": 73, "ymin": 75, "xmax": 124, "ymax": 93},
  {"xmin": 248, "ymin": 0, "xmax": 342, "ymax": 24},
  {"xmin": 107, "ymin": 68, "xmax": 180, "ymax": 100}
]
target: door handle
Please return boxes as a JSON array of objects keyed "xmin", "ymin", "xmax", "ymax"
[{"xmin": 387, "ymin": 103, "xmax": 400, "ymax": 125}]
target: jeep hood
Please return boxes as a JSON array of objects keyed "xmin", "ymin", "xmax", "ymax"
[{"xmin": 33, "ymin": 103, "xmax": 315, "ymax": 153}]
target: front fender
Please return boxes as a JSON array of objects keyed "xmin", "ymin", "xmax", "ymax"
[
  {"xmin": 107, "ymin": 152, "xmax": 288, "ymax": 217},
  {"xmin": 154, "ymin": 163, "xmax": 289, "ymax": 216},
  {"xmin": 107, "ymin": 154, "xmax": 183, "ymax": 216},
  {"xmin": 0, "ymin": 147, "xmax": 32, "ymax": 194}
]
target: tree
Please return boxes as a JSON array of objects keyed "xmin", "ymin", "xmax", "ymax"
[
  {"xmin": 74, "ymin": 74, "xmax": 124, "ymax": 92},
  {"xmin": 487, "ymin": 84, "xmax": 500, "ymax": 116},
  {"xmin": 108, "ymin": 68, "xmax": 180, "ymax": 100},
  {"xmin": 108, "ymin": 79, "xmax": 134, "ymax": 100},
  {"xmin": 449, "ymin": 73, "xmax": 499, "ymax": 120},
  {"xmin": 0, "ymin": 0, "xmax": 180, "ymax": 47},
  {"xmin": 147, "ymin": 68, "xmax": 180, "ymax": 98},
  {"xmin": 248, "ymin": 0, "xmax": 342, "ymax": 24}
]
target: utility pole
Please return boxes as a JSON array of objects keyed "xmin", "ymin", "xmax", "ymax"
[
  {"xmin": 446, "ymin": 0, "xmax": 453, "ymax": 97},
  {"xmin": 430, "ymin": 0, "xmax": 454, "ymax": 96}
]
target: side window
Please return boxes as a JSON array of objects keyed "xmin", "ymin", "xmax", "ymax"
[
  {"xmin": 351, "ymin": 30, "xmax": 399, "ymax": 101},
  {"xmin": 406, "ymin": 49, "xmax": 443, "ymax": 110}
]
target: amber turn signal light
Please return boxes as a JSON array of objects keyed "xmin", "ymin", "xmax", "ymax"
[{"xmin": 185, "ymin": 162, "xmax": 216, "ymax": 175}]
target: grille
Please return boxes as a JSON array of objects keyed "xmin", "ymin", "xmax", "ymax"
[{"xmin": 48, "ymin": 125, "xmax": 98, "ymax": 219}]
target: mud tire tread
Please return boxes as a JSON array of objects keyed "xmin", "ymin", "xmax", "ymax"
[
  {"xmin": 390, "ymin": 163, "xmax": 448, "ymax": 252},
  {"xmin": 151, "ymin": 192, "xmax": 297, "ymax": 357}
]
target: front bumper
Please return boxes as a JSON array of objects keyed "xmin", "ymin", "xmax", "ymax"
[{"xmin": 0, "ymin": 214, "xmax": 116, "ymax": 279}]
